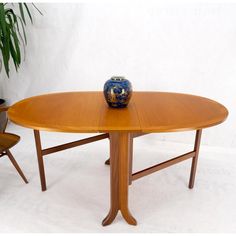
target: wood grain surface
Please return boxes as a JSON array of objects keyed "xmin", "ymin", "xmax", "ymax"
[{"xmin": 8, "ymin": 92, "xmax": 228, "ymax": 133}]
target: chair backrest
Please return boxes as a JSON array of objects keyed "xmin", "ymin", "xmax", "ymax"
[{"xmin": 0, "ymin": 106, "xmax": 9, "ymax": 133}]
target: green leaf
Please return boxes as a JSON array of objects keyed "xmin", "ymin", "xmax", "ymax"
[
  {"xmin": 23, "ymin": 3, "xmax": 33, "ymax": 24},
  {"xmin": 32, "ymin": 3, "xmax": 43, "ymax": 15},
  {"xmin": 19, "ymin": 3, "xmax": 26, "ymax": 25},
  {"xmin": 0, "ymin": 3, "xmax": 7, "ymax": 36},
  {"xmin": 6, "ymin": 9, "xmax": 17, "ymax": 24},
  {"xmin": 17, "ymin": 15, "xmax": 27, "ymax": 45},
  {"xmin": 0, "ymin": 2, "xmax": 42, "ymax": 77},
  {"xmin": 15, "ymin": 19, "xmax": 25, "ymax": 48},
  {"xmin": 11, "ymin": 29, "xmax": 21, "ymax": 65},
  {"xmin": 7, "ymin": 9, "xmax": 25, "ymax": 47},
  {"xmin": 9, "ymin": 36, "xmax": 18, "ymax": 71},
  {"xmin": 0, "ymin": 27, "xmax": 10, "ymax": 77}
]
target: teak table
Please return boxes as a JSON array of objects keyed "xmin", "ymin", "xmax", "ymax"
[{"xmin": 8, "ymin": 92, "xmax": 228, "ymax": 226}]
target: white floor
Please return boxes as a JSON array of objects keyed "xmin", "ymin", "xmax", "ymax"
[{"xmin": 0, "ymin": 124, "xmax": 236, "ymax": 233}]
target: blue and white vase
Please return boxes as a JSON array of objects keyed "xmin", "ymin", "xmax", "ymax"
[{"xmin": 103, "ymin": 76, "xmax": 132, "ymax": 108}]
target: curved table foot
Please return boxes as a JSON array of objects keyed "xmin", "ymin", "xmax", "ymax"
[
  {"xmin": 102, "ymin": 208, "xmax": 119, "ymax": 226},
  {"xmin": 120, "ymin": 208, "xmax": 137, "ymax": 225},
  {"xmin": 102, "ymin": 208, "xmax": 137, "ymax": 226}
]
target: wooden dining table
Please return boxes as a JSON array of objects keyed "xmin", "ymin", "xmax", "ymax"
[{"xmin": 7, "ymin": 91, "xmax": 228, "ymax": 226}]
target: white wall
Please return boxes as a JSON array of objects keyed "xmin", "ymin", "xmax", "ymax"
[{"xmin": 0, "ymin": 2, "xmax": 235, "ymax": 148}]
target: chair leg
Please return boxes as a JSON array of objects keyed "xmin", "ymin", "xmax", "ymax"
[{"xmin": 6, "ymin": 149, "xmax": 28, "ymax": 184}]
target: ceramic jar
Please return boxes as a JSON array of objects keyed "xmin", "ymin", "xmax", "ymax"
[{"xmin": 103, "ymin": 76, "xmax": 132, "ymax": 108}]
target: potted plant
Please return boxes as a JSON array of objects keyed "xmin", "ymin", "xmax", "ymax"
[{"xmin": 0, "ymin": 3, "xmax": 42, "ymax": 130}]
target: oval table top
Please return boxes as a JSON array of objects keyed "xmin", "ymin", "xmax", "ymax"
[{"xmin": 8, "ymin": 91, "xmax": 228, "ymax": 133}]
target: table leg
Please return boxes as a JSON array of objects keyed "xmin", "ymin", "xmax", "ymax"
[
  {"xmin": 105, "ymin": 134, "xmax": 134, "ymax": 185},
  {"xmin": 189, "ymin": 129, "xmax": 202, "ymax": 189},
  {"xmin": 102, "ymin": 132, "xmax": 137, "ymax": 226},
  {"xmin": 34, "ymin": 130, "xmax": 47, "ymax": 191}
]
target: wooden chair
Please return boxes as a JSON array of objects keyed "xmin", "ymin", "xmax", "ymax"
[{"xmin": 0, "ymin": 106, "xmax": 28, "ymax": 184}]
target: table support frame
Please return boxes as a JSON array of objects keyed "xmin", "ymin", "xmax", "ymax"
[
  {"xmin": 33, "ymin": 130, "xmax": 109, "ymax": 191},
  {"xmin": 103, "ymin": 130, "xmax": 202, "ymax": 225},
  {"xmin": 33, "ymin": 129, "xmax": 202, "ymax": 225}
]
